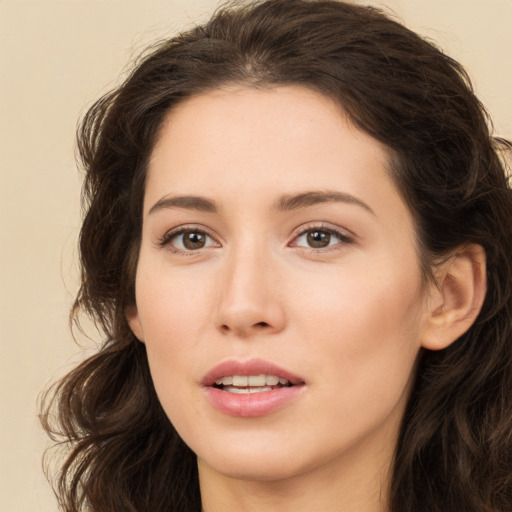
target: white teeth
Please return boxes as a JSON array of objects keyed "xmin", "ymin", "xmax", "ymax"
[
  {"xmin": 214, "ymin": 374, "xmax": 290, "ymax": 387},
  {"xmin": 223, "ymin": 386, "xmax": 273, "ymax": 394},
  {"xmin": 232, "ymin": 375, "xmax": 248, "ymax": 386},
  {"xmin": 215, "ymin": 376, "xmax": 232, "ymax": 385},
  {"xmin": 248, "ymin": 375, "xmax": 266, "ymax": 386}
]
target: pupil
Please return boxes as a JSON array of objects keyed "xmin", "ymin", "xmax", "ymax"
[
  {"xmin": 183, "ymin": 231, "xmax": 205, "ymax": 249},
  {"xmin": 307, "ymin": 230, "xmax": 330, "ymax": 248}
]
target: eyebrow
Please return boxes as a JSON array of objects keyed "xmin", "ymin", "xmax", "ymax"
[
  {"xmin": 148, "ymin": 195, "xmax": 218, "ymax": 215},
  {"xmin": 273, "ymin": 190, "xmax": 375, "ymax": 215},
  {"xmin": 148, "ymin": 190, "xmax": 374, "ymax": 216}
]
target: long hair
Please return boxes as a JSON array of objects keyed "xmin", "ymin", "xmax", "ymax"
[{"xmin": 40, "ymin": 1, "xmax": 512, "ymax": 510}]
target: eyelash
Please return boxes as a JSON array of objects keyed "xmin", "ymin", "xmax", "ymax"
[
  {"xmin": 157, "ymin": 225, "xmax": 219, "ymax": 254},
  {"xmin": 157, "ymin": 223, "xmax": 353, "ymax": 254},
  {"xmin": 290, "ymin": 223, "xmax": 354, "ymax": 252}
]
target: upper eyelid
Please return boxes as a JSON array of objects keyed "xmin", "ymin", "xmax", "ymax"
[
  {"xmin": 157, "ymin": 224, "xmax": 220, "ymax": 246},
  {"xmin": 290, "ymin": 222, "xmax": 355, "ymax": 240},
  {"xmin": 155, "ymin": 221, "xmax": 355, "ymax": 248}
]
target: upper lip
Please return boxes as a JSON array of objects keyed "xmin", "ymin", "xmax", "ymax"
[{"xmin": 202, "ymin": 358, "xmax": 305, "ymax": 386}]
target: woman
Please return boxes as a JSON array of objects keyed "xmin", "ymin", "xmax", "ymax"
[{"xmin": 41, "ymin": 1, "xmax": 512, "ymax": 511}]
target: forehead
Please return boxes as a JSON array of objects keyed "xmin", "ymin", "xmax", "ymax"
[{"xmin": 145, "ymin": 85, "xmax": 403, "ymax": 220}]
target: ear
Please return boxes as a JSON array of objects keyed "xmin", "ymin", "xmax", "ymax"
[
  {"xmin": 125, "ymin": 305, "xmax": 145, "ymax": 342},
  {"xmin": 421, "ymin": 244, "xmax": 487, "ymax": 351}
]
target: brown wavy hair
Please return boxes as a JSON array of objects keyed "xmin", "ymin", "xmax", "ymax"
[{"xmin": 40, "ymin": 1, "xmax": 512, "ymax": 510}]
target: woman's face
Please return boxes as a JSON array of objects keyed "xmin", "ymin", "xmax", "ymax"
[{"xmin": 128, "ymin": 86, "xmax": 434, "ymax": 483}]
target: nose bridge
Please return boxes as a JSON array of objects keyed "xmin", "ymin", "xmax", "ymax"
[{"xmin": 215, "ymin": 233, "xmax": 285, "ymax": 337}]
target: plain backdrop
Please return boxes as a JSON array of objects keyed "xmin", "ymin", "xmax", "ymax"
[{"xmin": 1, "ymin": 1, "xmax": 511, "ymax": 510}]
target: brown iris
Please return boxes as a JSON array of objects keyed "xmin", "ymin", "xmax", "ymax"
[
  {"xmin": 307, "ymin": 230, "xmax": 331, "ymax": 248},
  {"xmin": 182, "ymin": 230, "xmax": 207, "ymax": 250}
]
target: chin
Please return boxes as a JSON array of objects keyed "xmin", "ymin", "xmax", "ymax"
[
  {"xmin": 200, "ymin": 452, "xmax": 311, "ymax": 483},
  {"xmin": 193, "ymin": 429, "xmax": 337, "ymax": 485}
]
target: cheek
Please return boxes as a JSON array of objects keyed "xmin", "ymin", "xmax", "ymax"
[
  {"xmin": 292, "ymin": 257, "xmax": 424, "ymax": 396},
  {"xmin": 136, "ymin": 258, "xmax": 212, "ymax": 340},
  {"xmin": 134, "ymin": 262, "xmax": 210, "ymax": 391},
  {"xmin": 136, "ymin": 287, "xmax": 207, "ymax": 439}
]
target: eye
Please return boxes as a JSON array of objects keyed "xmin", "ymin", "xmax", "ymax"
[
  {"xmin": 160, "ymin": 227, "xmax": 219, "ymax": 252},
  {"xmin": 292, "ymin": 226, "xmax": 352, "ymax": 250}
]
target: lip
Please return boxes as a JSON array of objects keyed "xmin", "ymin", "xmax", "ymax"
[
  {"xmin": 202, "ymin": 358, "xmax": 305, "ymax": 386},
  {"xmin": 202, "ymin": 358, "xmax": 306, "ymax": 418}
]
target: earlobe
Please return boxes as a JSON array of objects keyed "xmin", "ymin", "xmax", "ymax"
[
  {"xmin": 125, "ymin": 305, "xmax": 145, "ymax": 342},
  {"xmin": 421, "ymin": 244, "xmax": 487, "ymax": 351}
]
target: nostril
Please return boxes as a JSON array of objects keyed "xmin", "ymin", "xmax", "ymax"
[{"xmin": 220, "ymin": 321, "xmax": 270, "ymax": 333}]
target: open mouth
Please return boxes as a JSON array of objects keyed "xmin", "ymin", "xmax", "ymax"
[
  {"xmin": 213, "ymin": 374, "xmax": 294, "ymax": 394},
  {"xmin": 203, "ymin": 360, "xmax": 305, "ymax": 416}
]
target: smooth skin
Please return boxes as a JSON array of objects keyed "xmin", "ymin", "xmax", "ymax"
[{"xmin": 127, "ymin": 86, "xmax": 486, "ymax": 512}]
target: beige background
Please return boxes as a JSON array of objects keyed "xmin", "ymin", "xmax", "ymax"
[{"xmin": 1, "ymin": 1, "xmax": 510, "ymax": 510}]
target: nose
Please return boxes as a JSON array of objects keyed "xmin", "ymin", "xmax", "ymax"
[{"xmin": 215, "ymin": 243, "xmax": 286, "ymax": 338}]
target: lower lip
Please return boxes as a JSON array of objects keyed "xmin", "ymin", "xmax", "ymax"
[{"xmin": 204, "ymin": 386, "xmax": 304, "ymax": 418}]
